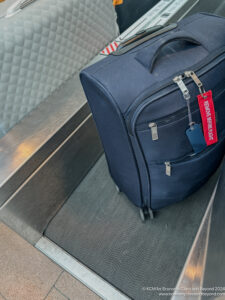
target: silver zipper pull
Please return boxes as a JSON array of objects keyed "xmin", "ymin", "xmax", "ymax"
[
  {"xmin": 185, "ymin": 71, "xmax": 206, "ymax": 97},
  {"xmin": 149, "ymin": 122, "xmax": 158, "ymax": 141},
  {"xmin": 165, "ymin": 161, "xmax": 171, "ymax": 176},
  {"xmin": 173, "ymin": 75, "xmax": 190, "ymax": 100},
  {"xmin": 173, "ymin": 75, "xmax": 194, "ymax": 129}
]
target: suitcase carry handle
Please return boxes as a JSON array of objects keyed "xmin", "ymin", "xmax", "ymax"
[{"xmin": 149, "ymin": 32, "xmax": 202, "ymax": 72}]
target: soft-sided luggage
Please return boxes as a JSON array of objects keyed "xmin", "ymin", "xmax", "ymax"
[{"xmin": 80, "ymin": 13, "xmax": 225, "ymax": 220}]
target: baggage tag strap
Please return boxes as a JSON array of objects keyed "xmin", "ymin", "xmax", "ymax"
[
  {"xmin": 197, "ymin": 90, "xmax": 218, "ymax": 146},
  {"xmin": 184, "ymin": 71, "xmax": 218, "ymax": 151},
  {"xmin": 183, "ymin": 91, "xmax": 207, "ymax": 153}
]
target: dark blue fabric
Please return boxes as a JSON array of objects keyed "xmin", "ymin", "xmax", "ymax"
[
  {"xmin": 83, "ymin": 13, "xmax": 225, "ymax": 114},
  {"xmin": 186, "ymin": 124, "xmax": 207, "ymax": 154},
  {"xmin": 80, "ymin": 13, "xmax": 225, "ymax": 210},
  {"xmin": 149, "ymin": 137, "xmax": 225, "ymax": 210},
  {"xmin": 80, "ymin": 73, "xmax": 142, "ymax": 207}
]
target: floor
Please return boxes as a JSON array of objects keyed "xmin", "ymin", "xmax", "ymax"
[{"xmin": 0, "ymin": 222, "xmax": 100, "ymax": 300}]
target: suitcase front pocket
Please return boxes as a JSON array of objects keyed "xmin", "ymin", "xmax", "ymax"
[
  {"xmin": 137, "ymin": 107, "xmax": 202, "ymax": 162},
  {"xmin": 149, "ymin": 136, "xmax": 225, "ymax": 210},
  {"xmin": 137, "ymin": 85, "xmax": 225, "ymax": 163}
]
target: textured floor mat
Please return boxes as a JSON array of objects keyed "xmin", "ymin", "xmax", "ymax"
[{"xmin": 45, "ymin": 156, "xmax": 218, "ymax": 300}]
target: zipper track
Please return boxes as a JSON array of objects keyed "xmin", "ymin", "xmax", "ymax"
[
  {"xmin": 137, "ymin": 83, "xmax": 225, "ymax": 130},
  {"xmin": 153, "ymin": 151, "xmax": 195, "ymax": 165},
  {"xmin": 153, "ymin": 133, "xmax": 225, "ymax": 166},
  {"xmin": 171, "ymin": 135, "xmax": 224, "ymax": 164},
  {"xmin": 127, "ymin": 48, "xmax": 225, "ymax": 134},
  {"xmin": 138, "ymin": 102, "xmax": 198, "ymax": 130},
  {"xmin": 150, "ymin": 104, "xmax": 197, "ymax": 127}
]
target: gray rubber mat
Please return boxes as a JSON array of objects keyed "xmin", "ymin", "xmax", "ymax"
[{"xmin": 45, "ymin": 156, "xmax": 218, "ymax": 300}]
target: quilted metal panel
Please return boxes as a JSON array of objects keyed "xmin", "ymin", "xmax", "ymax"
[{"xmin": 0, "ymin": 0, "xmax": 118, "ymax": 136}]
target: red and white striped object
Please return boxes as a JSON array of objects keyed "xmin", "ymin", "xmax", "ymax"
[{"xmin": 101, "ymin": 41, "xmax": 119, "ymax": 55}]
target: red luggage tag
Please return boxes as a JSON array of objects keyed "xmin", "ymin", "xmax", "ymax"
[{"xmin": 197, "ymin": 90, "xmax": 218, "ymax": 146}]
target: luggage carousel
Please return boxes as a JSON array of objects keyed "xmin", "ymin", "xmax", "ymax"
[
  {"xmin": 42, "ymin": 1, "xmax": 225, "ymax": 298},
  {"xmin": 44, "ymin": 156, "xmax": 219, "ymax": 300},
  {"xmin": 2, "ymin": 0, "xmax": 225, "ymax": 299}
]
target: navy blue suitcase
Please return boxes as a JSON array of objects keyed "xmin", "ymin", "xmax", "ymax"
[{"xmin": 80, "ymin": 13, "xmax": 225, "ymax": 219}]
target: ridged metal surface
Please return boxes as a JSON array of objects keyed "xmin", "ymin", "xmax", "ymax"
[
  {"xmin": 36, "ymin": 237, "xmax": 130, "ymax": 300},
  {"xmin": 45, "ymin": 156, "xmax": 219, "ymax": 300},
  {"xmin": 172, "ymin": 183, "xmax": 217, "ymax": 300},
  {"xmin": 0, "ymin": 74, "xmax": 90, "ymax": 206},
  {"xmin": 0, "ymin": 114, "xmax": 103, "ymax": 244}
]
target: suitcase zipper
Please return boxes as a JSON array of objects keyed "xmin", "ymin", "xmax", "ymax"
[
  {"xmin": 147, "ymin": 105, "xmax": 198, "ymax": 141},
  {"xmin": 163, "ymin": 134, "xmax": 225, "ymax": 176},
  {"xmin": 165, "ymin": 161, "xmax": 171, "ymax": 176},
  {"xmin": 137, "ymin": 83, "xmax": 225, "ymax": 133},
  {"xmin": 185, "ymin": 71, "xmax": 206, "ymax": 96},
  {"xmin": 148, "ymin": 122, "xmax": 158, "ymax": 141},
  {"xmin": 164, "ymin": 146, "xmax": 210, "ymax": 176},
  {"xmin": 164, "ymin": 153, "xmax": 194, "ymax": 176},
  {"xmin": 127, "ymin": 48, "xmax": 225, "ymax": 134},
  {"xmin": 173, "ymin": 75, "xmax": 194, "ymax": 129}
]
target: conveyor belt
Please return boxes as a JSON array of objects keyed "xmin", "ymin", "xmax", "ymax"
[
  {"xmin": 45, "ymin": 156, "xmax": 219, "ymax": 300},
  {"xmin": 44, "ymin": 1, "xmax": 225, "ymax": 299}
]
